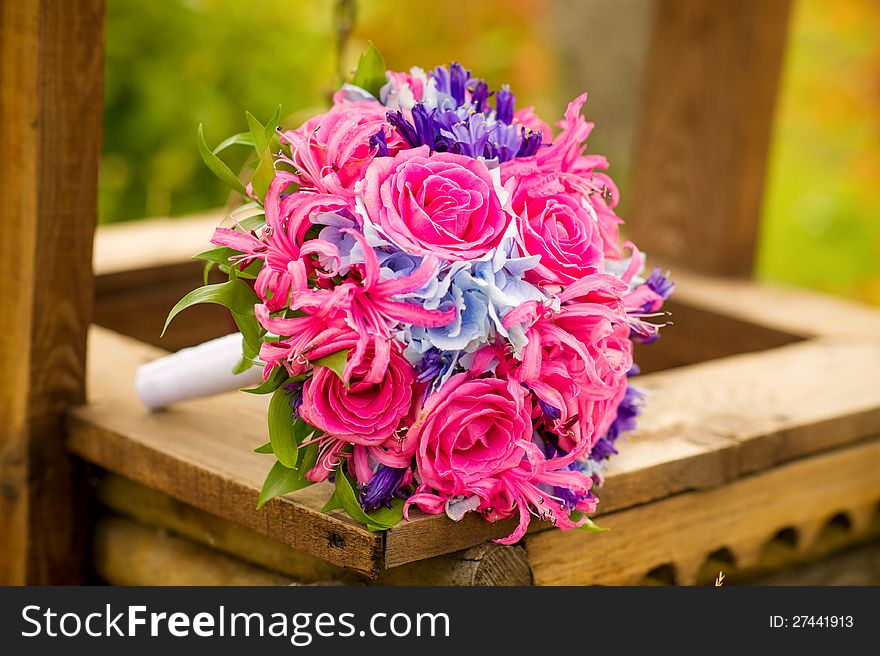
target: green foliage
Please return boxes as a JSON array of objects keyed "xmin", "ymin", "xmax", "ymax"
[
  {"xmin": 162, "ymin": 277, "xmax": 260, "ymax": 336},
  {"xmin": 197, "ymin": 123, "xmax": 248, "ymax": 195},
  {"xmin": 322, "ymin": 464, "xmax": 404, "ymax": 531},
  {"xmin": 245, "ymin": 106, "xmax": 282, "ymax": 200},
  {"xmin": 256, "ymin": 457, "xmax": 317, "ymax": 510},
  {"xmin": 568, "ymin": 511, "xmax": 608, "ymax": 532},
  {"xmin": 268, "ymin": 387, "xmax": 314, "ymax": 469},
  {"xmin": 242, "ymin": 367, "xmax": 289, "ymax": 395},
  {"xmin": 312, "ymin": 349, "xmax": 349, "ymax": 383},
  {"xmin": 351, "ymin": 42, "xmax": 386, "ymax": 97}
]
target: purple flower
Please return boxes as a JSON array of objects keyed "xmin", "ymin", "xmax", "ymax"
[
  {"xmin": 432, "ymin": 62, "xmax": 472, "ymax": 106},
  {"xmin": 468, "ymin": 79, "xmax": 493, "ymax": 113},
  {"xmin": 369, "ymin": 128, "xmax": 389, "ymax": 157},
  {"xmin": 359, "ymin": 465, "xmax": 407, "ymax": 510},
  {"xmin": 486, "ymin": 122, "xmax": 523, "ymax": 162},
  {"xmin": 646, "ymin": 267, "xmax": 675, "ymax": 300},
  {"xmin": 517, "ymin": 129, "xmax": 543, "ymax": 157},
  {"xmin": 537, "ymin": 397, "xmax": 562, "ymax": 421},
  {"xmin": 495, "ymin": 85, "xmax": 515, "ymax": 124},
  {"xmin": 589, "ymin": 385, "xmax": 643, "ymax": 462},
  {"xmin": 283, "ymin": 380, "xmax": 305, "ymax": 418}
]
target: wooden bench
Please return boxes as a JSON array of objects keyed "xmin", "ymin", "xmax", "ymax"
[{"xmin": 4, "ymin": 0, "xmax": 880, "ymax": 585}]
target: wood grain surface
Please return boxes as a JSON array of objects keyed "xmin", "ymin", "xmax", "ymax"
[
  {"xmin": 68, "ymin": 326, "xmax": 880, "ymax": 573},
  {"xmin": 628, "ymin": 0, "xmax": 792, "ymax": 276},
  {"xmin": 0, "ymin": 0, "xmax": 104, "ymax": 584},
  {"xmin": 525, "ymin": 438, "xmax": 880, "ymax": 585}
]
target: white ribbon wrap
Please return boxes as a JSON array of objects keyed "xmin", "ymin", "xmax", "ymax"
[{"xmin": 135, "ymin": 333, "xmax": 264, "ymax": 410}]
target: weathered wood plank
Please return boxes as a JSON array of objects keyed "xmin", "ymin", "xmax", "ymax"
[
  {"xmin": 0, "ymin": 0, "xmax": 104, "ymax": 584},
  {"xmin": 69, "ymin": 327, "xmax": 880, "ymax": 572},
  {"xmin": 67, "ymin": 328, "xmax": 385, "ymax": 576},
  {"xmin": 97, "ymin": 473, "xmax": 533, "ymax": 585},
  {"xmin": 525, "ymin": 438, "xmax": 880, "ymax": 585},
  {"xmin": 97, "ymin": 474, "xmax": 362, "ymax": 583},
  {"xmin": 94, "ymin": 516, "xmax": 293, "ymax": 586},
  {"xmin": 386, "ymin": 336, "xmax": 880, "ymax": 566},
  {"xmin": 661, "ymin": 267, "xmax": 880, "ymax": 341},
  {"xmin": 94, "ymin": 212, "xmax": 236, "ymax": 349},
  {"xmin": 93, "ymin": 212, "xmax": 221, "ymax": 277},
  {"xmin": 628, "ymin": 0, "xmax": 792, "ymax": 276}
]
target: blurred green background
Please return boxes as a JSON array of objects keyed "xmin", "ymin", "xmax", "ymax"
[{"xmin": 101, "ymin": 0, "xmax": 880, "ymax": 305}]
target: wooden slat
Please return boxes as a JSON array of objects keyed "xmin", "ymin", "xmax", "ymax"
[
  {"xmin": 93, "ymin": 211, "xmax": 221, "ymax": 277},
  {"xmin": 385, "ymin": 335, "xmax": 880, "ymax": 566},
  {"xmin": 525, "ymin": 438, "xmax": 880, "ymax": 585},
  {"xmin": 662, "ymin": 268, "xmax": 880, "ymax": 340},
  {"xmin": 0, "ymin": 0, "xmax": 104, "ymax": 584},
  {"xmin": 94, "ymin": 516, "xmax": 293, "ymax": 586},
  {"xmin": 97, "ymin": 473, "xmax": 533, "ymax": 585},
  {"xmin": 67, "ymin": 328, "xmax": 385, "ymax": 576},
  {"xmin": 68, "ymin": 326, "xmax": 880, "ymax": 572},
  {"xmin": 94, "ymin": 212, "xmax": 236, "ymax": 350},
  {"xmin": 628, "ymin": 0, "xmax": 791, "ymax": 276}
]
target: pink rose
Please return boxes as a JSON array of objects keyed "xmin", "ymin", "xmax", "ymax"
[
  {"xmin": 411, "ymin": 374, "xmax": 531, "ymax": 499},
  {"xmin": 298, "ymin": 343, "xmax": 415, "ymax": 446},
  {"xmin": 502, "ymin": 94, "xmax": 624, "ymax": 259},
  {"xmin": 280, "ymin": 100, "xmax": 405, "ymax": 194},
  {"xmin": 361, "ymin": 146, "xmax": 511, "ymax": 261},
  {"xmin": 512, "ymin": 274, "xmax": 632, "ymax": 455},
  {"xmin": 511, "ymin": 182, "xmax": 604, "ymax": 286}
]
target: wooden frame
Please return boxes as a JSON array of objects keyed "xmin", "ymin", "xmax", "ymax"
[{"xmin": 4, "ymin": 0, "xmax": 880, "ymax": 585}]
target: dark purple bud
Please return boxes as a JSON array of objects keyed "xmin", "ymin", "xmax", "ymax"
[
  {"xmin": 411, "ymin": 103, "xmax": 437, "ymax": 152},
  {"xmin": 538, "ymin": 397, "xmax": 562, "ymax": 421},
  {"xmin": 283, "ymin": 380, "xmax": 305, "ymax": 418},
  {"xmin": 495, "ymin": 84, "xmax": 515, "ymax": 124},
  {"xmin": 415, "ymin": 348, "xmax": 443, "ymax": 383},
  {"xmin": 590, "ymin": 385, "xmax": 643, "ymax": 461},
  {"xmin": 468, "ymin": 79, "xmax": 492, "ymax": 113},
  {"xmin": 589, "ymin": 437, "xmax": 618, "ymax": 461},
  {"xmin": 369, "ymin": 128, "xmax": 389, "ymax": 157},
  {"xmin": 517, "ymin": 128, "xmax": 543, "ymax": 157},
  {"xmin": 387, "ymin": 110, "xmax": 419, "ymax": 147},
  {"xmin": 448, "ymin": 62, "xmax": 470, "ymax": 106},
  {"xmin": 646, "ymin": 267, "xmax": 675, "ymax": 300},
  {"xmin": 359, "ymin": 465, "xmax": 407, "ymax": 511}
]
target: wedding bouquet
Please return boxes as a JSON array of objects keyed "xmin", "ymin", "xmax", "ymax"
[{"xmin": 162, "ymin": 46, "xmax": 672, "ymax": 543}]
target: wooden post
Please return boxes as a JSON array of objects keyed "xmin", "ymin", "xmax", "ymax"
[
  {"xmin": 628, "ymin": 0, "xmax": 791, "ymax": 277},
  {"xmin": 0, "ymin": 0, "xmax": 104, "ymax": 584}
]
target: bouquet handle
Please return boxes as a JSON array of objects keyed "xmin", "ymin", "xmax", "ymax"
[{"xmin": 135, "ymin": 333, "xmax": 264, "ymax": 410}]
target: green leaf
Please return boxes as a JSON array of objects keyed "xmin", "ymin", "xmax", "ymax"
[
  {"xmin": 163, "ymin": 278, "xmax": 259, "ymax": 337},
  {"xmin": 213, "ymin": 131, "xmax": 254, "ymax": 155},
  {"xmin": 242, "ymin": 368, "xmax": 288, "ymax": 395},
  {"xmin": 312, "ymin": 348, "xmax": 349, "ymax": 383},
  {"xmin": 256, "ymin": 461, "xmax": 313, "ymax": 509},
  {"xmin": 202, "ymin": 260, "xmax": 214, "ymax": 286},
  {"xmin": 569, "ymin": 511, "xmax": 609, "ymax": 533},
  {"xmin": 193, "ymin": 246, "xmax": 262, "ymax": 280},
  {"xmin": 267, "ymin": 387, "xmax": 313, "ymax": 469},
  {"xmin": 231, "ymin": 356, "xmax": 254, "ymax": 375},
  {"xmin": 351, "ymin": 43, "xmax": 386, "ymax": 98},
  {"xmin": 254, "ymin": 442, "xmax": 274, "ymax": 454},
  {"xmin": 321, "ymin": 465, "xmax": 403, "ymax": 531},
  {"xmin": 232, "ymin": 310, "xmax": 262, "ymax": 360},
  {"xmin": 197, "ymin": 124, "xmax": 247, "ymax": 195},
  {"xmin": 238, "ymin": 214, "xmax": 266, "ymax": 232},
  {"xmin": 251, "ymin": 149, "xmax": 275, "ymax": 200},
  {"xmin": 246, "ymin": 107, "xmax": 281, "ymax": 200},
  {"xmin": 245, "ymin": 106, "xmax": 280, "ymax": 154}
]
